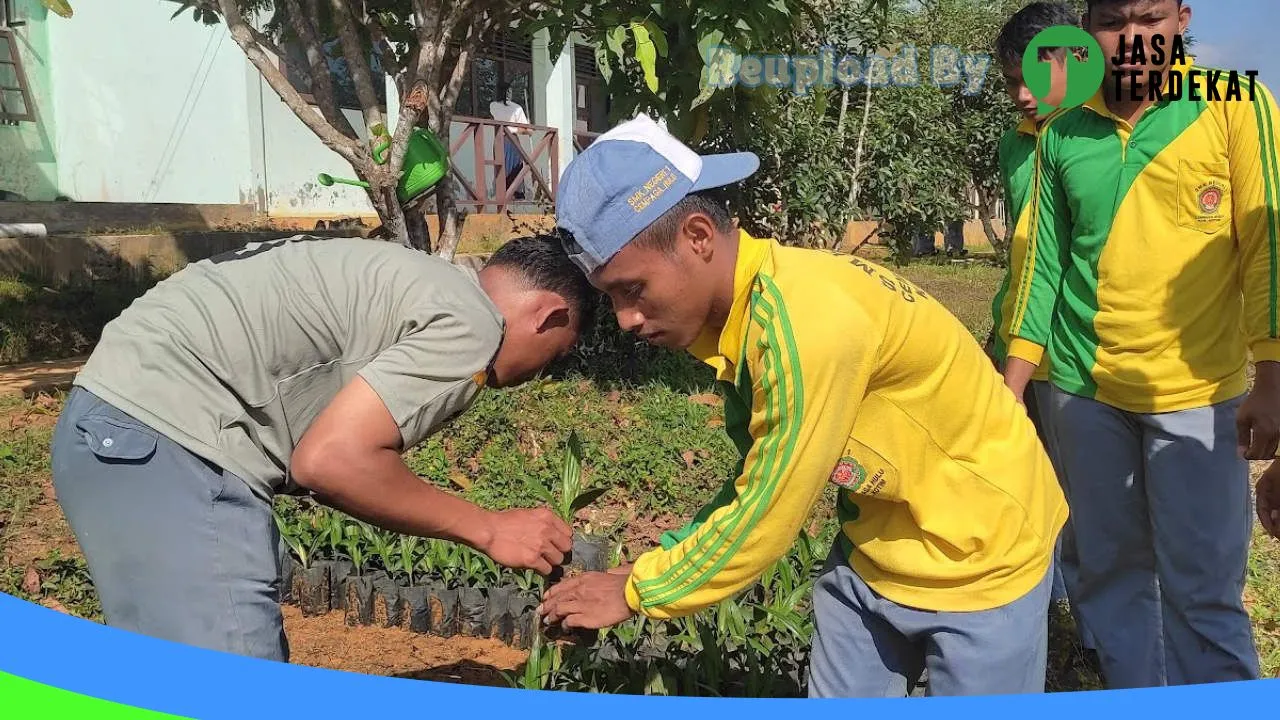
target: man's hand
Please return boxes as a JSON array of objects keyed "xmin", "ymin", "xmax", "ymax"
[
  {"xmin": 538, "ymin": 571, "xmax": 635, "ymax": 630},
  {"xmin": 1258, "ymin": 461, "xmax": 1280, "ymax": 539},
  {"xmin": 1239, "ymin": 362, "xmax": 1280, "ymax": 460},
  {"xmin": 477, "ymin": 508, "xmax": 573, "ymax": 575}
]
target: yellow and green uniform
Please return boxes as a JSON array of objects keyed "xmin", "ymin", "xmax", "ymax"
[
  {"xmin": 1009, "ymin": 64, "xmax": 1280, "ymax": 413},
  {"xmin": 623, "ymin": 231, "xmax": 1068, "ymax": 619},
  {"xmin": 991, "ymin": 117, "xmax": 1052, "ymax": 382}
]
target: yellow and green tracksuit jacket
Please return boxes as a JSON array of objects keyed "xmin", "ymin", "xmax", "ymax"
[
  {"xmin": 991, "ymin": 117, "xmax": 1052, "ymax": 382},
  {"xmin": 623, "ymin": 231, "xmax": 1068, "ymax": 618},
  {"xmin": 1009, "ymin": 64, "xmax": 1280, "ymax": 413}
]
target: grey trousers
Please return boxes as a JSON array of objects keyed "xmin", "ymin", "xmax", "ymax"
[
  {"xmin": 1046, "ymin": 387, "xmax": 1259, "ymax": 687},
  {"xmin": 808, "ymin": 544, "xmax": 1053, "ymax": 697},
  {"xmin": 50, "ymin": 387, "xmax": 288, "ymax": 661},
  {"xmin": 1028, "ymin": 380, "xmax": 1095, "ymax": 650}
]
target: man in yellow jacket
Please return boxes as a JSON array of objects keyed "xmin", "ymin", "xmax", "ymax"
[{"xmin": 538, "ymin": 115, "xmax": 1068, "ymax": 697}]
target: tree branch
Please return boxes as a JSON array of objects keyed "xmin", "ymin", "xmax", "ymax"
[
  {"xmin": 366, "ymin": 12, "xmax": 406, "ymax": 92},
  {"xmin": 280, "ymin": 0, "xmax": 358, "ymax": 140},
  {"xmin": 389, "ymin": 0, "xmax": 453, "ymax": 172},
  {"xmin": 216, "ymin": 0, "xmax": 360, "ymax": 161},
  {"xmin": 329, "ymin": 0, "xmax": 385, "ymax": 132},
  {"xmin": 437, "ymin": 9, "xmax": 487, "ymax": 118}
]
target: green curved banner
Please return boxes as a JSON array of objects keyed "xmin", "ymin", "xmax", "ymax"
[{"xmin": 0, "ymin": 671, "xmax": 189, "ymax": 718}]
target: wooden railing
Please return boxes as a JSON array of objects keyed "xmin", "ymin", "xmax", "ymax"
[{"xmin": 448, "ymin": 116, "xmax": 559, "ymax": 214}]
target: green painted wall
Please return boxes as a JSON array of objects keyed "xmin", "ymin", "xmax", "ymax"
[{"xmin": 0, "ymin": 0, "xmax": 60, "ymax": 200}]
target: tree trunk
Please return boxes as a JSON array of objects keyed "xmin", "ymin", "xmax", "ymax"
[
  {"xmin": 977, "ymin": 185, "xmax": 1005, "ymax": 263},
  {"xmin": 406, "ymin": 206, "xmax": 433, "ymax": 253},
  {"xmin": 837, "ymin": 88, "xmax": 849, "ymax": 136},
  {"xmin": 848, "ymin": 85, "xmax": 874, "ymax": 209},
  {"xmin": 434, "ymin": 177, "xmax": 463, "ymax": 261}
]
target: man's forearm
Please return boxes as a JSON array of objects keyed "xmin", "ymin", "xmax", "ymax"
[
  {"xmin": 301, "ymin": 449, "xmax": 494, "ymax": 550},
  {"xmin": 1003, "ymin": 356, "xmax": 1039, "ymax": 402},
  {"xmin": 1256, "ymin": 360, "xmax": 1280, "ymax": 389}
]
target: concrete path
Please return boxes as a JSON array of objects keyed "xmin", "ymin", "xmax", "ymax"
[{"xmin": 0, "ymin": 357, "xmax": 86, "ymax": 398}]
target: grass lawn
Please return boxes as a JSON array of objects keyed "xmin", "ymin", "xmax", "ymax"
[{"xmin": 1, "ymin": 253, "xmax": 1276, "ymax": 689}]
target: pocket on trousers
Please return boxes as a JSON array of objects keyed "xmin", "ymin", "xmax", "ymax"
[{"xmin": 75, "ymin": 414, "xmax": 159, "ymax": 463}]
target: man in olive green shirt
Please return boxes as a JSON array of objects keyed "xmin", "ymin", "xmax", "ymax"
[{"xmin": 52, "ymin": 234, "xmax": 593, "ymax": 661}]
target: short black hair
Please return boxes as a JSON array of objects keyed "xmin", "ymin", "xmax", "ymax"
[
  {"xmin": 996, "ymin": 2, "xmax": 1082, "ymax": 70},
  {"xmin": 634, "ymin": 190, "xmax": 736, "ymax": 252},
  {"xmin": 1086, "ymin": 0, "xmax": 1180, "ymax": 8},
  {"xmin": 484, "ymin": 234, "xmax": 597, "ymax": 334}
]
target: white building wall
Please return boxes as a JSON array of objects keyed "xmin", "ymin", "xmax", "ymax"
[
  {"xmin": 47, "ymin": 4, "xmax": 257, "ymax": 204},
  {"xmin": 34, "ymin": 1, "xmax": 581, "ymax": 215}
]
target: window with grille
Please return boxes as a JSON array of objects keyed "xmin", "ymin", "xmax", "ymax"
[
  {"xmin": 0, "ymin": 27, "xmax": 36, "ymax": 124},
  {"xmin": 454, "ymin": 31, "xmax": 535, "ymax": 120}
]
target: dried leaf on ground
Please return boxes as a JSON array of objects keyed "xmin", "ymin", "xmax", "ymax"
[{"xmin": 21, "ymin": 567, "xmax": 40, "ymax": 595}]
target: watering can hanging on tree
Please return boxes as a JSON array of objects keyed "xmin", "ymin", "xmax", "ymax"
[{"xmin": 318, "ymin": 123, "xmax": 450, "ymax": 205}]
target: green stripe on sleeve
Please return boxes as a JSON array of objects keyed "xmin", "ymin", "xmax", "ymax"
[
  {"xmin": 1254, "ymin": 88, "xmax": 1280, "ymax": 337},
  {"xmin": 634, "ymin": 291, "xmax": 786, "ymax": 598},
  {"xmin": 636, "ymin": 279, "xmax": 805, "ymax": 608}
]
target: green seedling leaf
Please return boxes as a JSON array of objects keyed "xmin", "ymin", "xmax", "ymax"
[
  {"xmin": 522, "ymin": 476, "xmax": 556, "ymax": 508},
  {"xmin": 558, "ymin": 431, "xmax": 585, "ymax": 520},
  {"xmin": 569, "ymin": 487, "xmax": 608, "ymax": 515}
]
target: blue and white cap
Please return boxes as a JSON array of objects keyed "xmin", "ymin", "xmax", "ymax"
[{"xmin": 555, "ymin": 114, "xmax": 759, "ymax": 275}]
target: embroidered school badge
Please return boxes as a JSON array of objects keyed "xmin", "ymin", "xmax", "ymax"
[
  {"xmin": 1197, "ymin": 182, "xmax": 1225, "ymax": 216},
  {"xmin": 829, "ymin": 456, "xmax": 867, "ymax": 490}
]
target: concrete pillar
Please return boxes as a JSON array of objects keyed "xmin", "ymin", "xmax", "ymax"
[
  {"xmin": 532, "ymin": 29, "xmax": 576, "ymax": 179},
  {"xmin": 384, "ymin": 73, "xmax": 401, "ymax": 133}
]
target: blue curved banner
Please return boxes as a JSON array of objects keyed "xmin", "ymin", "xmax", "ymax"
[{"xmin": 0, "ymin": 591, "xmax": 1274, "ymax": 716}]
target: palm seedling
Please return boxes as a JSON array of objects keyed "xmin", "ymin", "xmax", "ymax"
[{"xmin": 523, "ymin": 431, "xmax": 607, "ymax": 525}]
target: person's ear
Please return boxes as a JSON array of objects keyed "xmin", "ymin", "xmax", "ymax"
[
  {"xmin": 534, "ymin": 295, "xmax": 573, "ymax": 335},
  {"xmin": 1178, "ymin": 4, "xmax": 1191, "ymax": 36},
  {"xmin": 683, "ymin": 213, "xmax": 718, "ymax": 262}
]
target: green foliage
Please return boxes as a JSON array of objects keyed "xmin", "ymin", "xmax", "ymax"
[
  {"xmin": 533, "ymin": 0, "xmax": 882, "ymax": 144},
  {"xmin": 717, "ymin": 91, "xmax": 857, "ymax": 250},
  {"xmin": 523, "ymin": 431, "xmax": 607, "ymax": 524},
  {"xmin": 0, "ymin": 272, "xmax": 163, "ymax": 365},
  {"xmin": 515, "ymin": 529, "xmax": 832, "ymax": 696},
  {"xmin": 403, "ymin": 374, "xmax": 733, "ymax": 516},
  {"xmin": 0, "ymin": 550, "xmax": 102, "ymax": 622}
]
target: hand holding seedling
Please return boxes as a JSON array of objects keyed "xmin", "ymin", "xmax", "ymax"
[
  {"xmin": 1257, "ymin": 461, "xmax": 1280, "ymax": 540},
  {"xmin": 537, "ymin": 570, "xmax": 634, "ymax": 630},
  {"xmin": 478, "ymin": 508, "xmax": 573, "ymax": 575}
]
